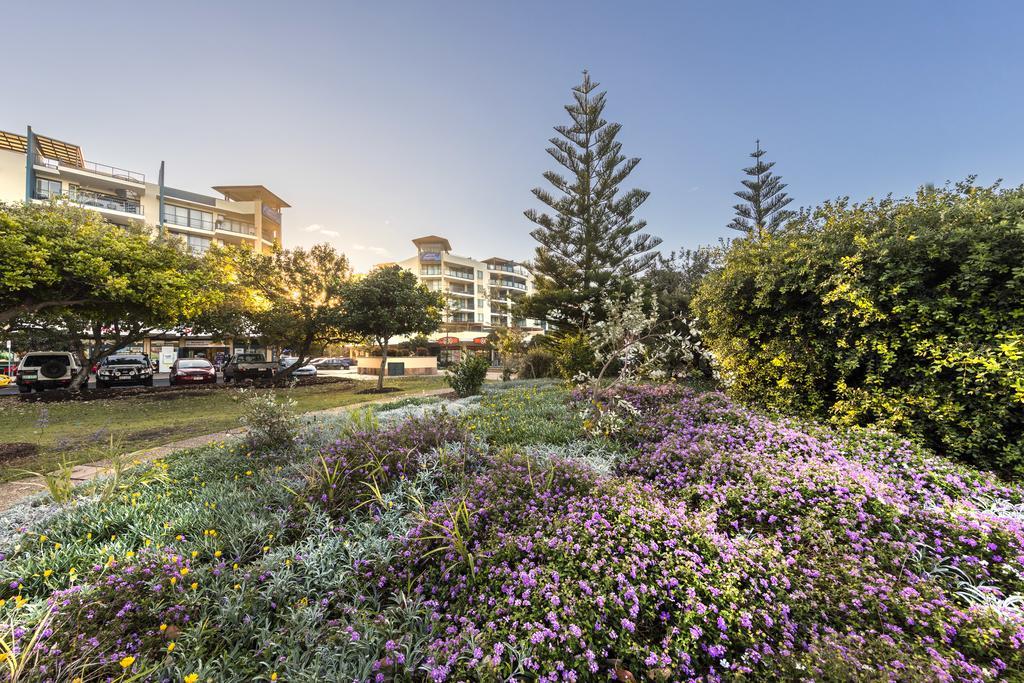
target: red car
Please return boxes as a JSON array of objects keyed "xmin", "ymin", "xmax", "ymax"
[{"xmin": 168, "ymin": 358, "xmax": 216, "ymax": 385}]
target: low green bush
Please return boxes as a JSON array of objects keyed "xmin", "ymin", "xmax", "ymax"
[
  {"xmin": 445, "ymin": 354, "xmax": 490, "ymax": 397},
  {"xmin": 695, "ymin": 181, "xmax": 1024, "ymax": 474},
  {"xmin": 553, "ymin": 331, "xmax": 597, "ymax": 379},
  {"xmin": 519, "ymin": 348, "xmax": 557, "ymax": 378}
]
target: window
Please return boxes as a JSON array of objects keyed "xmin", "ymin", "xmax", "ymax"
[
  {"xmin": 477, "ymin": 299, "xmax": 484, "ymax": 308},
  {"xmin": 219, "ymin": 218, "xmax": 255, "ymax": 235},
  {"xmin": 420, "ymin": 265, "xmax": 442, "ymax": 276},
  {"xmin": 477, "ymin": 270, "xmax": 483, "ymax": 280},
  {"xmin": 187, "ymin": 235, "xmax": 211, "ymax": 255},
  {"xmin": 34, "ymin": 178, "xmax": 61, "ymax": 199},
  {"xmin": 163, "ymin": 204, "xmax": 213, "ymax": 231}
]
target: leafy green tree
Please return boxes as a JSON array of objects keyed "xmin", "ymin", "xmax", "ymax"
[
  {"xmin": 0, "ymin": 201, "xmax": 184, "ymax": 326},
  {"xmin": 340, "ymin": 266, "xmax": 444, "ymax": 391},
  {"xmin": 523, "ymin": 71, "xmax": 662, "ymax": 329},
  {"xmin": 727, "ymin": 140, "xmax": 795, "ymax": 238},
  {"xmin": 492, "ymin": 326, "xmax": 527, "ymax": 380},
  {"xmin": 5, "ymin": 211, "xmax": 232, "ymax": 391},
  {"xmin": 231, "ymin": 244, "xmax": 354, "ymax": 384},
  {"xmin": 696, "ymin": 180, "xmax": 1024, "ymax": 473}
]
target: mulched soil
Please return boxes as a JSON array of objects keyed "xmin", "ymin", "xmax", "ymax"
[
  {"xmin": 0, "ymin": 442, "xmax": 38, "ymax": 464},
  {"xmin": 4, "ymin": 376, "xmax": 356, "ymax": 404}
]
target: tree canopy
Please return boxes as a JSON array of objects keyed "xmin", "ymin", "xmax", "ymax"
[{"xmin": 340, "ymin": 266, "xmax": 443, "ymax": 390}]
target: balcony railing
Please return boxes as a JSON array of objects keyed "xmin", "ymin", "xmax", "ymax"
[
  {"xmin": 217, "ymin": 220, "xmax": 256, "ymax": 236},
  {"xmin": 490, "ymin": 278, "xmax": 527, "ymax": 290},
  {"xmin": 36, "ymin": 188, "xmax": 143, "ymax": 215},
  {"xmin": 487, "ymin": 264, "xmax": 529, "ymax": 277},
  {"xmin": 71, "ymin": 188, "xmax": 143, "ymax": 215},
  {"xmin": 35, "ymin": 155, "xmax": 145, "ymax": 183},
  {"xmin": 445, "ymin": 269, "xmax": 475, "ymax": 280}
]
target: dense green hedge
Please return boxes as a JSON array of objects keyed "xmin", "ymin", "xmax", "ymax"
[{"xmin": 695, "ymin": 182, "xmax": 1024, "ymax": 474}]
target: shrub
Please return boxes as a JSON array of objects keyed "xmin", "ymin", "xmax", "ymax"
[
  {"xmin": 236, "ymin": 389, "xmax": 299, "ymax": 453},
  {"xmin": 445, "ymin": 354, "xmax": 490, "ymax": 398},
  {"xmin": 694, "ymin": 181, "xmax": 1024, "ymax": 474},
  {"xmin": 519, "ymin": 348, "xmax": 557, "ymax": 379},
  {"xmin": 553, "ymin": 331, "xmax": 597, "ymax": 379}
]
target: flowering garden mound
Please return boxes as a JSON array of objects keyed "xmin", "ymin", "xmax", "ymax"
[{"xmin": 0, "ymin": 382, "xmax": 1022, "ymax": 681}]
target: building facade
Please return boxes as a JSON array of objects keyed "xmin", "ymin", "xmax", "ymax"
[
  {"xmin": 0, "ymin": 127, "xmax": 287, "ymax": 255},
  {"xmin": 385, "ymin": 235, "xmax": 545, "ymax": 333},
  {"xmin": 0, "ymin": 126, "xmax": 290, "ymax": 363}
]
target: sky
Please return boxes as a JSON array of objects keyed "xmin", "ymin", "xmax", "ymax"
[{"xmin": 4, "ymin": 1, "xmax": 1022, "ymax": 271}]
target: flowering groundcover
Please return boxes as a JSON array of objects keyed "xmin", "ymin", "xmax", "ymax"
[{"xmin": 0, "ymin": 383, "xmax": 1021, "ymax": 681}]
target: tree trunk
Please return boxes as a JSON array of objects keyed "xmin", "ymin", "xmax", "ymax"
[
  {"xmin": 69, "ymin": 337, "xmax": 91, "ymax": 392},
  {"xmin": 377, "ymin": 340, "xmax": 388, "ymax": 391}
]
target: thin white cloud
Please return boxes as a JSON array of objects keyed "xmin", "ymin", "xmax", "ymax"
[
  {"xmin": 321, "ymin": 229, "xmax": 340, "ymax": 237},
  {"xmin": 303, "ymin": 223, "xmax": 324, "ymax": 232}
]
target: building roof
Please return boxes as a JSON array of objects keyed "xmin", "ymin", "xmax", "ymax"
[
  {"xmin": 411, "ymin": 235, "xmax": 452, "ymax": 252},
  {"xmin": 212, "ymin": 185, "xmax": 291, "ymax": 208},
  {"xmin": 483, "ymin": 256, "xmax": 515, "ymax": 265},
  {"xmin": 0, "ymin": 129, "xmax": 85, "ymax": 167}
]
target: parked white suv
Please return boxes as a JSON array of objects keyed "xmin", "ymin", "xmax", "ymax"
[{"xmin": 15, "ymin": 352, "xmax": 80, "ymax": 394}]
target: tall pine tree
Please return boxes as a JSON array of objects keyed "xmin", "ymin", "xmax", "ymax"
[
  {"xmin": 523, "ymin": 71, "xmax": 662, "ymax": 329},
  {"xmin": 728, "ymin": 140, "xmax": 795, "ymax": 238}
]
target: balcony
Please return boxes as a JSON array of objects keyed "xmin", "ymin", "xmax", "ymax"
[
  {"xmin": 489, "ymin": 278, "xmax": 527, "ymax": 291},
  {"xmin": 445, "ymin": 269, "xmax": 475, "ymax": 280},
  {"xmin": 36, "ymin": 155, "xmax": 145, "ymax": 184},
  {"xmin": 70, "ymin": 188, "xmax": 143, "ymax": 216},
  {"xmin": 216, "ymin": 219, "xmax": 257, "ymax": 236},
  {"xmin": 487, "ymin": 263, "xmax": 529, "ymax": 278}
]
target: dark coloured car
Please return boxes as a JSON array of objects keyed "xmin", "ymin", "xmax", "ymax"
[
  {"xmin": 169, "ymin": 358, "xmax": 216, "ymax": 386},
  {"xmin": 222, "ymin": 353, "xmax": 276, "ymax": 382},
  {"xmin": 96, "ymin": 354, "xmax": 154, "ymax": 389},
  {"xmin": 312, "ymin": 357, "xmax": 354, "ymax": 370}
]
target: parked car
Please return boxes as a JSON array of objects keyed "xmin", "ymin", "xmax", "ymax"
[
  {"xmin": 169, "ymin": 358, "xmax": 217, "ymax": 385},
  {"xmin": 96, "ymin": 354, "xmax": 154, "ymax": 389},
  {"xmin": 222, "ymin": 353, "xmax": 276, "ymax": 382},
  {"xmin": 15, "ymin": 352, "xmax": 81, "ymax": 393},
  {"xmin": 312, "ymin": 357, "xmax": 354, "ymax": 370},
  {"xmin": 279, "ymin": 357, "xmax": 317, "ymax": 377}
]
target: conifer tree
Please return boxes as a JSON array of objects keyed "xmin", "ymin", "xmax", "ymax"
[
  {"xmin": 728, "ymin": 140, "xmax": 795, "ymax": 238},
  {"xmin": 523, "ymin": 71, "xmax": 662, "ymax": 329}
]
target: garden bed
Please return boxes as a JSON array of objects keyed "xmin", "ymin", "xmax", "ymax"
[{"xmin": 0, "ymin": 381, "xmax": 1021, "ymax": 681}]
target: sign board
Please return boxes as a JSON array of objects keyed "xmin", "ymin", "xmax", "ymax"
[
  {"xmin": 184, "ymin": 339, "xmax": 224, "ymax": 348},
  {"xmin": 472, "ymin": 337, "xmax": 489, "ymax": 345},
  {"xmin": 262, "ymin": 204, "xmax": 281, "ymax": 225},
  {"xmin": 437, "ymin": 336, "xmax": 460, "ymax": 345},
  {"xmin": 158, "ymin": 346, "xmax": 178, "ymax": 373},
  {"xmin": 420, "ymin": 252, "xmax": 442, "ymax": 263}
]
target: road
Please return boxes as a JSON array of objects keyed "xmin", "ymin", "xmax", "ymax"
[{"xmin": 0, "ymin": 368, "xmax": 365, "ymax": 396}]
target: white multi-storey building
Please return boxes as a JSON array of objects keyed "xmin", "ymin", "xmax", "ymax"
[{"xmin": 384, "ymin": 235, "xmax": 545, "ymax": 333}]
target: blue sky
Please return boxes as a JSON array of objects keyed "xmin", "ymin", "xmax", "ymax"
[{"xmin": 5, "ymin": 1, "xmax": 1022, "ymax": 270}]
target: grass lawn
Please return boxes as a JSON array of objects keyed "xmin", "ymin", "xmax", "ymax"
[{"xmin": 0, "ymin": 376, "xmax": 449, "ymax": 482}]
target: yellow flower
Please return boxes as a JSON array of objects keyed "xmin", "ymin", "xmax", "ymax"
[
  {"xmin": 214, "ymin": 551, "xmax": 222, "ymax": 558},
  {"xmin": 170, "ymin": 577, "xmax": 177, "ymax": 586},
  {"xmin": 271, "ymin": 674, "xmax": 278, "ymax": 682},
  {"xmin": 0, "ymin": 653, "xmax": 8, "ymax": 662},
  {"xmin": 53, "ymin": 543, "xmax": 61, "ymax": 550},
  {"xmin": 262, "ymin": 546, "xmax": 269, "ymax": 553},
  {"xmin": 190, "ymin": 582, "xmax": 198, "ymax": 590},
  {"xmin": 43, "ymin": 569, "xmax": 53, "ymax": 578},
  {"xmin": 160, "ymin": 623, "xmax": 168, "ymax": 631},
  {"xmin": 180, "ymin": 567, "xmax": 190, "ymax": 576},
  {"xmin": 119, "ymin": 656, "xmax": 135, "ymax": 669},
  {"xmin": 184, "ymin": 675, "xmax": 199, "ymax": 683},
  {"xmin": 167, "ymin": 641, "xmax": 176, "ymax": 653},
  {"xmin": 39, "ymin": 535, "xmax": 47, "ymax": 542}
]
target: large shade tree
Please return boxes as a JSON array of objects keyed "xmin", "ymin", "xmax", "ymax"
[
  {"xmin": 339, "ymin": 266, "xmax": 443, "ymax": 391},
  {"xmin": 231, "ymin": 244, "xmax": 354, "ymax": 384},
  {"xmin": 3, "ymin": 202, "xmax": 237, "ymax": 390},
  {"xmin": 523, "ymin": 71, "xmax": 662, "ymax": 329}
]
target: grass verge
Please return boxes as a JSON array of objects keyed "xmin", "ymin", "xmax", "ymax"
[{"xmin": 0, "ymin": 375, "xmax": 449, "ymax": 482}]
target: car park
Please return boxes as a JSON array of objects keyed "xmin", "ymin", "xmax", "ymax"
[
  {"xmin": 279, "ymin": 357, "xmax": 317, "ymax": 377},
  {"xmin": 312, "ymin": 357, "xmax": 354, "ymax": 370},
  {"xmin": 169, "ymin": 358, "xmax": 217, "ymax": 385},
  {"xmin": 15, "ymin": 352, "xmax": 80, "ymax": 393},
  {"xmin": 223, "ymin": 353, "xmax": 277, "ymax": 382},
  {"xmin": 96, "ymin": 354, "xmax": 154, "ymax": 389}
]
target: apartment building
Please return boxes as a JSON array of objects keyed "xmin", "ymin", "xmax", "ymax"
[
  {"xmin": 385, "ymin": 235, "xmax": 545, "ymax": 332},
  {"xmin": 0, "ymin": 126, "xmax": 288, "ymax": 255},
  {"xmin": 0, "ymin": 126, "xmax": 289, "ymax": 363}
]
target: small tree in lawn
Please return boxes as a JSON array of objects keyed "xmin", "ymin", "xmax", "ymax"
[
  {"xmin": 232, "ymin": 244, "xmax": 354, "ymax": 385},
  {"xmin": 493, "ymin": 326, "xmax": 527, "ymax": 381},
  {"xmin": 727, "ymin": 140, "xmax": 795, "ymax": 238},
  {"xmin": 340, "ymin": 266, "xmax": 443, "ymax": 391}
]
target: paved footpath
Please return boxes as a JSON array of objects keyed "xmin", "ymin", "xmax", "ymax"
[{"xmin": 0, "ymin": 387, "xmax": 453, "ymax": 511}]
